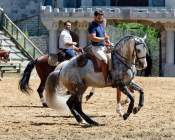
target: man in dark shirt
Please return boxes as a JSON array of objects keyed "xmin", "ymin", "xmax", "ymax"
[{"xmin": 88, "ymin": 10, "xmax": 111, "ymax": 84}]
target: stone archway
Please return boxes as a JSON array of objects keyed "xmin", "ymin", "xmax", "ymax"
[
  {"xmin": 106, "ymin": 19, "xmax": 165, "ymax": 76},
  {"xmin": 41, "ymin": 6, "xmax": 175, "ymax": 76}
]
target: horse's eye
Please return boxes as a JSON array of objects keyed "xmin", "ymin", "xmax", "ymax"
[{"xmin": 136, "ymin": 49, "xmax": 141, "ymax": 53}]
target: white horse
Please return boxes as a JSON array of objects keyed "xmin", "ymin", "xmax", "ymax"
[{"xmin": 44, "ymin": 35, "xmax": 147, "ymax": 125}]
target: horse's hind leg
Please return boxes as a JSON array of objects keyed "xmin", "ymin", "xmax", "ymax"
[
  {"xmin": 37, "ymin": 81, "xmax": 47, "ymax": 107},
  {"xmin": 68, "ymin": 83, "xmax": 98, "ymax": 125},
  {"xmin": 74, "ymin": 84, "xmax": 98, "ymax": 125},
  {"xmin": 119, "ymin": 85, "xmax": 134, "ymax": 120},
  {"xmin": 74, "ymin": 93, "xmax": 99, "ymax": 126},
  {"xmin": 66, "ymin": 95, "xmax": 82, "ymax": 123},
  {"xmin": 129, "ymin": 81, "xmax": 144, "ymax": 114}
]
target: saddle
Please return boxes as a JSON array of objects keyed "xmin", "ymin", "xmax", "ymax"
[
  {"xmin": 56, "ymin": 48, "xmax": 70, "ymax": 62},
  {"xmin": 76, "ymin": 50, "xmax": 111, "ymax": 73},
  {"xmin": 76, "ymin": 53, "xmax": 102, "ymax": 72}
]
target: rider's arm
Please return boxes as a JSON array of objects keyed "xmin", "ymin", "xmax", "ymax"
[
  {"xmin": 88, "ymin": 33, "xmax": 105, "ymax": 43},
  {"xmin": 65, "ymin": 41, "xmax": 77, "ymax": 46},
  {"xmin": 63, "ymin": 34, "xmax": 77, "ymax": 48},
  {"xmin": 104, "ymin": 33, "xmax": 112, "ymax": 46}
]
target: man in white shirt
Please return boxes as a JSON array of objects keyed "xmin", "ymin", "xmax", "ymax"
[{"xmin": 59, "ymin": 21, "xmax": 81, "ymax": 58}]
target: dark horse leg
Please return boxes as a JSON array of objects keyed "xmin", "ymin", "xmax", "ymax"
[
  {"xmin": 129, "ymin": 81, "xmax": 144, "ymax": 114},
  {"xmin": 35, "ymin": 56, "xmax": 55, "ymax": 107},
  {"xmin": 67, "ymin": 95, "xmax": 83, "ymax": 123},
  {"xmin": 67, "ymin": 94, "xmax": 98, "ymax": 125},
  {"xmin": 67, "ymin": 83, "xmax": 98, "ymax": 125},
  {"xmin": 37, "ymin": 81, "xmax": 48, "ymax": 107},
  {"xmin": 19, "ymin": 55, "xmax": 56, "ymax": 107},
  {"xmin": 74, "ymin": 93, "xmax": 99, "ymax": 125},
  {"xmin": 119, "ymin": 85, "xmax": 134, "ymax": 120}
]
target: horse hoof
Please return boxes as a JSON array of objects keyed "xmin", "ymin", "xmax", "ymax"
[
  {"xmin": 123, "ymin": 113, "xmax": 129, "ymax": 120},
  {"xmin": 42, "ymin": 103, "xmax": 48, "ymax": 108},
  {"xmin": 88, "ymin": 120, "xmax": 99, "ymax": 126},
  {"xmin": 92, "ymin": 121, "xmax": 99, "ymax": 126}
]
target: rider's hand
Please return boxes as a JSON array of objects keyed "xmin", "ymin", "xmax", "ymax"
[
  {"xmin": 72, "ymin": 42, "xmax": 77, "ymax": 46},
  {"xmin": 105, "ymin": 41, "xmax": 112, "ymax": 53},
  {"xmin": 104, "ymin": 35, "xmax": 110, "ymax": 41},
  {"xmin": 105, "ymin": 40, "xmax": 111, "ymax": 47},
  {"xmin": 74, "ymin": 46, "xmax": 82, "ymax": 52}
]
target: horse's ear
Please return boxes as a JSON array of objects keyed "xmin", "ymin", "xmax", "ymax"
[{"xmin": 143, "ymin": 34, "xmax": 147, "ymax": 41}]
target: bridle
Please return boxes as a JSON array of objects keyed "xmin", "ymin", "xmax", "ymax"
[
  {"xmin": 114, "ymin": 41, "xmax": 145, "ymax": 65},
  {"xmin": 134, "ymin": 39, "xmax": 147, "ymax": 61}
]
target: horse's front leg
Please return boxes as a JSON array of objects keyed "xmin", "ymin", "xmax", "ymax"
[
  {"xmin": 129, "ymin": 81, "xmax": 144, "ymax": 114},
  {"xmin": 119, "ymin": 85, "xmax": 134, "ymax": 120},
  {"xmin": 37, "ymin": 82, "xmax": 48, "ymax": 107}
]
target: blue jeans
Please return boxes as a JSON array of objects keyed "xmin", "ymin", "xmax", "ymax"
[{"xmin": 65, "ymin": 48, "xmax": 76, "ymax": 58}]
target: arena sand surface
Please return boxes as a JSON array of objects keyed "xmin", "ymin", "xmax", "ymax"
[{"xmin": 0, "ymin": 74, "xmax": 175, "ymax": 140}]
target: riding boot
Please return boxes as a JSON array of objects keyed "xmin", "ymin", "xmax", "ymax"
[{"xmin": 101, "ymin": 61, "xmax": 108, "ymax": 84}]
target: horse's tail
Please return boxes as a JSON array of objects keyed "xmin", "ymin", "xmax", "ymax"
[
  {"xmin": 44, "ymin": 70, "xmax": 69, "ymax": 112},
  {"xmin": 19, "ymin": 59, "xmax": 37, "ymax": 94}
]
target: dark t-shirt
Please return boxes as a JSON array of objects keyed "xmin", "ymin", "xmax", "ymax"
[{"xmin": 88, "ymin": 21, "xmax": 105, "ymax": 46}]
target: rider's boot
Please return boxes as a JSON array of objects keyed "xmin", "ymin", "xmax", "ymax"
[{"xmin": 101, "ymin": 61, "xmax": 108, "ymax": 84}]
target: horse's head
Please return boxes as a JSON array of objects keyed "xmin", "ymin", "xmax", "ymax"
[
  {"xmin": 112, "ymin": 35, "xmax": 147, "ymax": 70},
  {"xmin": 133, "ymin": 36, "xmax": 147, "ymax": 70}
]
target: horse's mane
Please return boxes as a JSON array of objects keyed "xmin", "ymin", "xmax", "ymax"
[{"xmin": 114, "ymin": 35, "xmax": 136, "ymax": 50}]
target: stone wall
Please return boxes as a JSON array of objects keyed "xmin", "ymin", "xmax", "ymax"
[
  {"xmin": 29, "ymin": 35, "xmax": 49, "ymax": 54},
  {"xmin": 15, "ymin": 16, "xmax": 48, "ymax": 36},
  {"xmin": 165, "ymin": 0, "xmax": 175, "ymax": 7},
  {"xmin": 0, "ymin": 0, "xmax": 42, "ymax": 21}
]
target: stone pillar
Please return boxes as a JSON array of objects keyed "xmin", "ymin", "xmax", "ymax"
[
  {"xmin": 165, "ymin": 0, "xmax": 175, "ymax": 7},
  {"xmin": 49, "ymin": 29, "xmax": 58, "ymax": 54},
  {"xmin": 77, "ymin": 21, "xmax": 88, "ymax": 48},
  {"xmin": 106, "ymin": 0, "xmax": 111, "ymax": 6},
  {"xmin": 57, "ymin": 0, "xmax": 64, "ymax": 8},
  {"xmin": 41, "ymin": 19, "xmax": 59, "ymax": 66},
  {"xmin": 163, "ymin": 22, "xmax": 175, "ymax": 76},
  {"xmin": 47, "ymin": 21, "xmax": 59, "ymax": 66},
  {"xmin": 166, "ymin": 30, "xmax": 174, "ymax": 64},
  {"xmin": 148, "ymin": 0, "xmax": 152, "ymax": 6},
  {"xmin": 81, "ymin": 0, "xmax": 92, "ymax": 7}
]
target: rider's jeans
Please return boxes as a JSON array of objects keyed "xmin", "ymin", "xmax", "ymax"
[{"xmin": 65, "ymin": 48, "xmax": 76, "ymax": 58}]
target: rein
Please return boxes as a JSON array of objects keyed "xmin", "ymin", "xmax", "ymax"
[
  {"xmin": 134, "ymin": 42, "xmax": 147, "ymax": 61},
  {"xmin": 111, "ymin": 35, "xmax": 146, "ymax": 86},
  {"xmin": 114, "ymin": 36, "xmax": 147, "ymax": 66}
]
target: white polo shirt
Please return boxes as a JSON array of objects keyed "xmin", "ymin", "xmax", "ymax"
[{"xmin": 59, "ymin": 29, "xmax": 73, "ymax": 49}]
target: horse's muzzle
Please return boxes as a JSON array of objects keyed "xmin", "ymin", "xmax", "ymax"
[{"xmin": 136, "ymin": 61, "xmax": 147, "ymax": 70}]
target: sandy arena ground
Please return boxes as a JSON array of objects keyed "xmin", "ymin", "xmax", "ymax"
[{"xmin": 0, "ymin": 74, "xmax": 175, "ymax": 140}]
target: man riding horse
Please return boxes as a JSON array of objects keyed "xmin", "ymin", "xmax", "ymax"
[
  {"xmin": 88, "ymin": 10, "xmax": 111, "ymax": 84},
  {"xmin": 59, "ymin": 21, "xmax": 82, "ymax": 58},
  {"xmin": 19, "ymin": 21, "xmax": 88, "ymax": 107}
]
